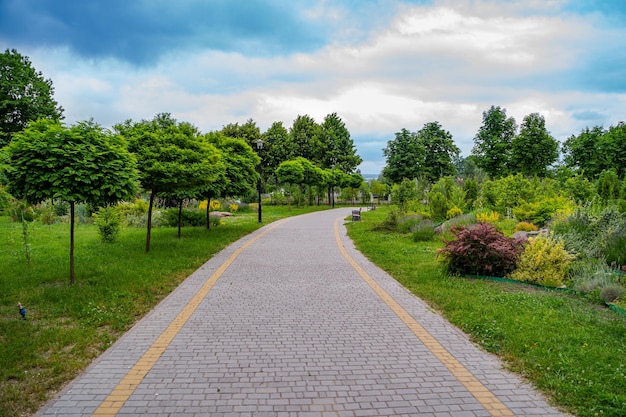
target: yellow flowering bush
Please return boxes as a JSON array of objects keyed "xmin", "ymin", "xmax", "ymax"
[
  {"xmin": 476, "ymin": 210, "xmax": 500, "ymax": 223},
  {"xmin": 509, "ymin": 235, "xmax": 575, "ymax": 287},
  {"xmin": 446, "ymin": 206, "xmax": 463, "ymax": 219},
  {"xmin": 228, "ymin": 204, "xmax": 239, "ymax": 212},
  {"xmin": 198, "ymin": 200, "xmax": 222, "ymax": 211},
  {"xmin": 249, "ymin": 203, "xmax": 259, "ymax": 212},
  {"xmin": 514, "ymin": 221, "xmax": 538, "ymax": 233}
]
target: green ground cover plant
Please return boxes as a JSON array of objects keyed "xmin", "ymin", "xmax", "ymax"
[
  {"xmin": 0, "ymin": 205, "xmax": 328, "ymax": 417},
  {"xmin": 346, "ymin": 206, "xmax": 626, "ymax": 417}
]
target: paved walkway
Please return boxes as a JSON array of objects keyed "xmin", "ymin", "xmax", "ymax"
[{"xmin": 37, "ymin": 209, "xmax": 569, "ymax": 417}]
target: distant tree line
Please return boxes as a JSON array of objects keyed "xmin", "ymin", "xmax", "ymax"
[{"xmin": 381, "ymin": 105, "xmax": 626, "ymax": 188}]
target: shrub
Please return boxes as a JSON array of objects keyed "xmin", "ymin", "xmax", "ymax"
[
  {"xmin": 93, "ymin": 206, "xmax": 121, "ymax": 243},
  {"xmin": 438, "ymin": 223, "xmax": 525, "ymax": 277},
  {"xmin": 429, "ymin": 191, "xmax": 450, "ymax": 222},
  {"xmin": 438, "ymin": 213, "xmax": 476, "ymax": 235},
  {"xmin": 162, "ymin": 208, "xmax": 206, "ymax": 227},
  {"xmin": 210, "ymin": 200, "xmax": 222, "ymax": 211},
  {"xmin": 228, "ymin": 203, "xmax": 239, "ymax": 212},
  {"xmin": 373, "ymin": 208, "xmax": 400, "ymax": 232},
  {"xmin": 476, "ymin": 210, "xmax": 500, "ymax": 224},
  {"xmin": 446, "ymin": 206, "xmax": 463, "ymax": 219},
  {"xmin": 412, "ymin": 220, "xmax": 435, "ymax": 242},
  {"xmin": 600, "ymin": 285, "xmax": 626, "ymax": 303},
  {"xmin": 397, "ymin": 214, "xmax": 424, "ymax": 234},
  {"xmin": 514, "ymin": 221, "xmax": 538, "ymax": 233},
  {"xmin": 602, "ymin": 227, "xmax": 626, "ymax": 268},
  {"xmin": 509, "ymin": 235, "xmax": 574, "ymax": 287}
]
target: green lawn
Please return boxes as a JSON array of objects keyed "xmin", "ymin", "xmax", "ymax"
[
  {"xmin": 346, "ymin": 206, "xmax": 626, "ymax": 417},
  {"xmin": 0, "ymin": 205, "xmax": 328, "ymax": 417}
]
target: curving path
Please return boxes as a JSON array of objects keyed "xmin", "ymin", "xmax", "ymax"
[{"xmin": 37, "ymin": 209, "xmax": 569, "ymax": 417}]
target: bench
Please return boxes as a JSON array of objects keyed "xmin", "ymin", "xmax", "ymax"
[{"xmin": 352, "ymin": 208, "xmax": 361, "ymax": 221}]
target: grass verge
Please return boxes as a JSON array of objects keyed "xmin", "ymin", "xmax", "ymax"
[
  {"xmin": 0, "ymin": 205, "xmax": 328, "ymax": 417},
  {"xmin": 346, "ymin": 206, "xmax": 626, "ymax": 417}
]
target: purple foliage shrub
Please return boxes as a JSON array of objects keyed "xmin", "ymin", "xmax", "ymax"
[{"xmin": 438, "ymin": 222, "xmax": 526, "ymax": 277}]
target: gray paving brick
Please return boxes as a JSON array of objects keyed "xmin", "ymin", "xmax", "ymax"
[{"xmin": 36, "ymin": 209, "xmax": 570, "ymax": 417}]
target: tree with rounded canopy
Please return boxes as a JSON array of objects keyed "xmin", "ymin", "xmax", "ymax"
[
  {"xmin": 418, "ymin": 121, "xmax": 460, "ymax": 183},
  {"xmin": 115, "ymin": 113, "xmax": 221, "ymax": 251},
  {"xmin": 276, "ymin": 159, "xmax": 305, "ymax": 207},
  {"xmin": 510, "ymin": 113, "xmax": 559, "ymax": 177},
  {"xmin": 382, "ymin": 128, "xmax": 425, "ymax": 184},
  {"xmin": 562, "ymin": 126, "xmax": 605, "ymax": 179},
  {"xmin": 0, "ymin": 49, "xmax": 64, "ymax": 147},
  {"xmin": 471, "ymin": 105, "xmax": 517, "ymax": 178},
  {"xmin": 6, "ymin": 119, "xmax": 138, "ymax": 284},
  {"xmin": 202, "ymin": 132, "xmax": 259, "ymax": 227}
]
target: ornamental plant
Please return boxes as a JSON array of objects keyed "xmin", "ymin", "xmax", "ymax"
[
  {"xmin": 509, "ymin": 235, "xmax": 574, "ymax": 287},
  {"xmin": 438, "ymin": 222, "xmax": 525, "ymax": 277},
  {"xmin": 514, "ymin": 221, "xmax": 538, "ymax": 233},
  {"xmin": 476, "ymin": 210, "xmax": 500, "ymax": 224}
]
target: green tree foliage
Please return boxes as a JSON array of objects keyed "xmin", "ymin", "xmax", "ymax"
[
  {"xmin": 562, "ymin": 126, "xmax": 605, "ymax": 179},
  {"xmin": 382, "ymin": 128, "xmax": 425, "ymax": 183},
  {"xmin": 391, "ymin": 178, "xmax": 418, "ymax": 212},
  {"xmin": 116, "ymin": 113, "xmax": 221, "ymax": 251},
  {"xmin": 596, "ymin": 169, "xmax": 620, "ymax": 203},
  {"xmin": 220, "ymin": 118, "xmax": 261, "ymax": 149},
  {"xmin": 6, "ymin": 119, "xmax": 138, "ymax": 283},
  {"xmin": 290, "ymin": 114, "xmax": 320, "ymax": 163},
  {"xmin": 601, "ymin": 122, "xmax": 626, "ymax": 179},
  {"xmin": 318, "ymin": 112, "xmax": 362, "ymax": 172},
  {"xmin": 0, "ymin": 49, "xmax": 64, "ymax": 147},
  {"xmin": 471, "ymin": 105, "xmax": 517, "ymax": 178},
  {"xmin": 276, "ymin": 159, "xmax": 305, "ymax": 206},
  {"xmin": 418, "ymin": 122, "xmax": 460, "ymax": 183},
  {"xmin": 262, "ymin": 121, "xmax": 294, "ymax": 176},
  {"xmin": 204, "ymin": 132, "xmax": 258, "ymax": 199},
  {"xmin": 510, "ymin": 113, "xmax": 559, "ymax": 177}
]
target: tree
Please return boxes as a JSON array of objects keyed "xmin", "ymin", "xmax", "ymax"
[
  {"xmin": 262, "ymin": 121, "xmax": 294, "ymax": 177},
  {"xmin": 276, "ymin": 159, "xmax": 304, "ymax": 207},
  {"xmin": 417, "ymin": 121, "xmax": 459, "ymax": 183},
  {"xmin": 116, "ymin": 113, "xmax": 221, "ymax": 251},
  {"xmin": 600, "ymin": 122, "xmax": 626, "ymax": 179},
  {"xmin": 0, "ymin": 49, "xmax": 64, "ymax": 146},
  {"xmin": 471, "ymin": 106, "xmax": 517, "ymax": 178},
  {"xmin": 562, "ymin": 126, "xmax": 605, "ymax": 179},
  {"xmin": 6, "ymin": 119, "xmax": 138, "ymax": 284},
  {"xmin": 220, "ymin": 118, "xmax": 262, "ymax": 149},
  {"xmin": 203, "ymin": 132, "xmax": 259, "ymax": 227},
  {"xmin": 382, "ymin": 128, "xmax": 425, "ymax": 184},
  {"xmin": 510, "ymin": 113, "xmax": 559, "ymax": 177},
  {"xmin": 318, "ymin": 113, "xmax": 362, "ymax": 172},
  {"xmin": 290, "ymin": 115, "xmax": 320, "ymax": 162}
]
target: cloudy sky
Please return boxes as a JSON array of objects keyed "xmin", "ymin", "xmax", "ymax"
[{"xmin": 1, "ymin": 0, "xmax": 625, "ymax": 174}]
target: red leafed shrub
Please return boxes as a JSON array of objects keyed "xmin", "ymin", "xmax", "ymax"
[{"xmin": 438, "ymin": 222, "xmax": 526, "ymax": 277}]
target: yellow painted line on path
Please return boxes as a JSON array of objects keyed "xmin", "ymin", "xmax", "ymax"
[
  {"xmin": 335, "ymin": 218, "xmax": 515, "ymax": 417},
  {"xmin": 91, "ymin": 219, "xmax": 289, "ymax": 417}
]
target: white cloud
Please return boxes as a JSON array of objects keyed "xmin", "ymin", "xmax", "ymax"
[{"xmin": 7, "ymin": 0, "xmax": 625, "ymax": 174}]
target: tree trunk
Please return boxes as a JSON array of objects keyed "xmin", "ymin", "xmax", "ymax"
[
  {"xmin": 70, "ymin": 201, "xmax": 75, "ymax": 285},
  {"xmin": 177, "ymin": 200, "xmax": 183, "ymax": 239},
  {"xmin": 146, "ymin": 191, "xmax": 155, "ymax": 253}
]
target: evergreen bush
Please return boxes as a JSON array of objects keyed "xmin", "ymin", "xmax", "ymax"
[
  {"xmin": 509, "ymin": 235, "xmax": 574, "ymax": 287},
  {"xmin": 93, "ymin": 206, "xmax": 121, "ymax": 243}
]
